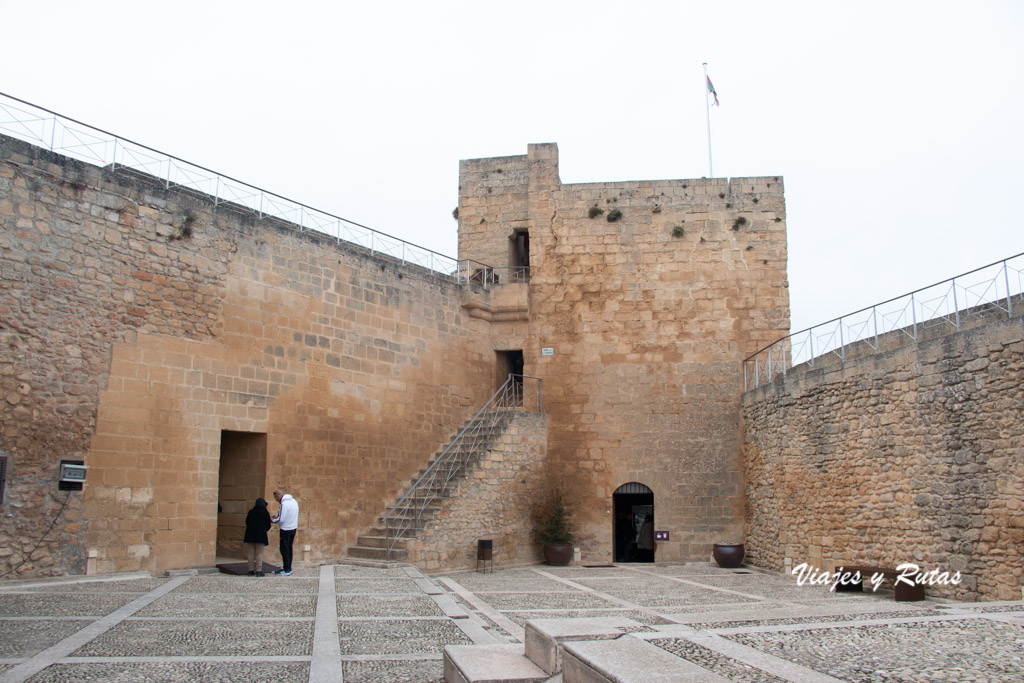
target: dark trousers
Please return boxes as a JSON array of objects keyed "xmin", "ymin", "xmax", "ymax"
[{"xmin": 279, "ymin": 529, "xmax": 296, "ymax": 571}]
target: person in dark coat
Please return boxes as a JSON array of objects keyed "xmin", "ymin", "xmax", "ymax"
[{"xmin": 243, "ymin": 497, "xmax": 272, "ymax": 576}]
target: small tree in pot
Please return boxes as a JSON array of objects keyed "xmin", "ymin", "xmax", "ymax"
[{"xmin": 534, "ymin": 488, "xmax": 575, "ymax": 565}]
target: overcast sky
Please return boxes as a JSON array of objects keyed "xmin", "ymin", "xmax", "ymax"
[{"xmin": 2, "ymin": 0, "xmax": 1022, "ymax": 334}]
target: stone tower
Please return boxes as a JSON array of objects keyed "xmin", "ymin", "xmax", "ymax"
[{"xmin": 457, "ymin": 143, "xmax": 789, "ymax": 561}]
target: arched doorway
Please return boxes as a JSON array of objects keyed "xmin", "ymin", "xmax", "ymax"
[{"xmin": 613, "ymin": 482, "xmax": 654, "ymax": 563}]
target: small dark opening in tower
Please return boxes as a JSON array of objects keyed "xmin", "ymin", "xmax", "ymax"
[
  {"xmin": 496, "ymin": 350, "xmax": 524, "ymax": 390},
  {"xmin": 510, "ymin": 230, "xmax": 530, "ymax": 281}
]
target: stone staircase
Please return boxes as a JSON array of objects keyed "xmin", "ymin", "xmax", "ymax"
[{"xmin": 346, "ymin": 409, "xmax": 514, "ymax": 563}]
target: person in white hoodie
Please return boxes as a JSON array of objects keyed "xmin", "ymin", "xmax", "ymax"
[{"xmin": 271, "ymin": 489, "xmax": 299, "ymax": 576}]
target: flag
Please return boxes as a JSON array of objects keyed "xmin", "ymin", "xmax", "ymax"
[{"xmin": 706, "ymin": 75, "xmax": 719, "ymax": 106}]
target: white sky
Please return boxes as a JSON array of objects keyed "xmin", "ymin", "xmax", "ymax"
[{"xmin": 2, "ymin": 0, "xmax": 1022, "ymax": 333}]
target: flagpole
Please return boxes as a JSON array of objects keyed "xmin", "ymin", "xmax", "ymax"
[{"xmin": 703, "ymin": 62, "xmax": 713, "ymax": 177}]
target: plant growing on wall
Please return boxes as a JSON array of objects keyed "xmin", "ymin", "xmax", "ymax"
[
  {"xmin": 672, "ymin": 225, "xmax": 685, "ymax": 238},
  {"xmin": 589, "ymin": 206, "xmax": 604, "ymax": 219},
  {"xmin": 606, "ymin": 208, "xmax": 623, "ymax": 222},
  {"xmin": 171, "ymin": 211, "xmax": 197, "ymax": 241},
  {"xmin": 452, "ymin": 207, "xmax": 459, "ymax": 220},
  {"xmin": 732, "ymin": 217, "xmax": 747, "ymax": 231}
]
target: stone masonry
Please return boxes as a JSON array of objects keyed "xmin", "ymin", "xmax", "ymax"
[
  {"xmin": 405, "ymin": 411, "xmax": 548, "ymax": 572},
  {"xmin": 742, "ymin": 305, "xmax": 1024, "ymax": 600},
  {"xmin": 0, "ymin": 134, "xmax": 497, "ymax": 576}
]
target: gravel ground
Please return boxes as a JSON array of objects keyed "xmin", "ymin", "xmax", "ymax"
[
  {"xmin": 6, "ymin": 579, "xmax": 169, "ymax": 594},
  {"xmin": 342, "ymin": 658, "xmax": 444, "ymax": 683},
  {"xmin": 0, "ymin": 621, "xmax": 87, "ymax": 658},
  {"xmin": 469, "ymin": 590, "xmax": 621, "ymax": 610},
  {"xmin": 334, "ymin": 578, "xmax": 420, "ymax": 593},
  {"xmin": 169, "ymin": 576, "xmax": 318, "ymax": 594},
  {"xmin": 337, "ymin": 593, "xmax": 445, "ymax": 617},
  {"xmin": 1, "ymin": 563, "xmax": 1021, "ymax": 683},
  {"xmin": 338, "ymin": 618, "xmax": 471, "ymax": 655},
  {"xmin": 73, "ymin": 620, "xmax": 314, "ymax": 657},
  {"xmin": 652, "ymin": 637, "xmax": 790, "ymax": 683},
  {"xmin": 136, "ymin": 592, "xmax": 317, "ymax": 618},
  {"xmin": 24, "ymin": 662, "xmax": 310, "ymax": 683},
  {"xmin": 727, "ymin": 619, "xmax": 1024, "ymax": 682},
  {"xmin": 0, "ymin": 593, "xmax": 140, "ymax": 617}
]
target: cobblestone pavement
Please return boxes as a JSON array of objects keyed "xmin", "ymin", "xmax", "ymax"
[{"xmin": 0, "ymin": 562, "xmax": 1021, "ymax": 682}]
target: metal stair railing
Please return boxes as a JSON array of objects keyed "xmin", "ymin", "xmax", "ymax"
[{"xmin": 382, "ymin": 374, "xmax": 542, "ymax": 559}]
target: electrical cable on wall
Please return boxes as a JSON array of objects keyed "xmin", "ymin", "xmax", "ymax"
[{"xmin": 0, "ymin": 491, "xmax": 72, "ymax": 578}]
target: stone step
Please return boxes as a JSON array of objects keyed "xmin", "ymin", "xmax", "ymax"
[
  {"xmin": 524, "ymin": 617, "xmax": 643, "ymax": 676},
  {"xmin": 561, "ymin": 636, "xmax": 732, "ymax": 683},
  {"xmin": 347, "ymin": 545, "xmax": 408, "ymax": 561},
  {"xmin": 356, "ymin": 535, "xmax": 408, "ymax": 550},
  {"xmin": 444, "ymin": 644, "xmax": 549, "ymax": 683}
]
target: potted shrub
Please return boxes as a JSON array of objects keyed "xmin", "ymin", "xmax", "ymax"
[{"xmin": 534, "ymin": 488, "xmax": 575, "ymax": 566}]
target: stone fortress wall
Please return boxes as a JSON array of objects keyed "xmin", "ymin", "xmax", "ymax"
[
  {"xmin": 4, "ymin": 125, "xmax": 1016, "ymax": 601},
  {"xmin": 458, "ymin": 144, "xmax": 791, "ymax": 562},
  {"xmin": 742, "ymin": 305, "xmax": 1024, "ymax": 600},
  {"xmin": 0, "ymin": 135, "xmax": 498, "ymax": 576}
]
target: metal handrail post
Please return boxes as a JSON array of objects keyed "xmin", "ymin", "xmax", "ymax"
[
  {"xmin": 839, "ymin": 320, "xmax": 845, "ymax": 362},
  {"xmin": 743, "ymin": 362, "xmax": 748, "ymax": 392},
  {"xmin": 911, "ymin": 292, "xmax": 918, "ymax": 340},
  {"xmin": 754, "ymin": 356, "xmax": 759, "ymax": 388},
  {"xmin": 952, "ymin": 277, "xmax": 960, "ymax": 329},
  {"xmin": 873, "ymin": 305, "xmax": 879, "ymax": 350},
  {"xmin": 1006, "ymin": 260, "xmax": 1013, "ymax": 317},
  {"xmin": 809, "ymin": 330, "xmax": 815, "ymax": 368},
  {"xmin": 782, "ymin": 340, "xmax": 787, "ymax": 377},
  {"xmin": 767, "ymin": 348, "xmax": 772, "ymax": 382}
]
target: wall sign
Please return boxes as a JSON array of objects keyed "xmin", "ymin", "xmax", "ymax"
[
  {"xmin": 654, "ymin": 530, "xmax": 670, "ymax": 541},
  {"xmin": 541, "ymin": 347, "xmax": 554, "ymax": 356}
]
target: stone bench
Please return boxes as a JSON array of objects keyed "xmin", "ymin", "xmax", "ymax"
[{"xmin": 834, "ymin": 565, "xmax": 925, "ymax": 601}]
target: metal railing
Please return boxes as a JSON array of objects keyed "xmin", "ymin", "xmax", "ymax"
[
  {"xmin": 744, "ymin": 252, "xmax": 1024, "ymax": 390},
  {"xmin": 382, "ymin": 374, "xmax": 542, "ymax": 559},
  {"xmin": 0, "ymin": 91, "xmax": 459, "ymax": 275},
  {"xmin": 454, "ymin": 260, "xmax": 530, "ymax": 287}
]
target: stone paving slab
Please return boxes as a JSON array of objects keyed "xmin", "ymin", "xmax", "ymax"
[
  {"xmin": 339, "ymin": 618, "xmax": 472, "ymax": 655},
  {"xmin": 503, "ymin": 609, "xmax": 675, "ymax": 628},
  {"xmin": 72, "ymin": 620, "xmax": 314, "ymax": 657},
  {"xmin": 22, "ymin": 661, "xmax": 311, "ymax": 683},
  {"xmin": 136, "ymin": 592, "xmax": 317, "ymax": 618}
]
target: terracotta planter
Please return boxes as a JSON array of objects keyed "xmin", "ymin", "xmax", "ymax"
[
  {"xmin": 542, "ymin": 544, "xmax": 574, "ymax": 566},
  {"xmin": 712, "ymin": 543, "xmax": 745, "ymax": 568}
]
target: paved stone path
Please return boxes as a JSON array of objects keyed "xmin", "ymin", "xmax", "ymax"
[{"xmin": 0, "ymin": 562, "xmax": 1021, "ymax": 681}]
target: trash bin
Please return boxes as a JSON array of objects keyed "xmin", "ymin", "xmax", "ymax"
[{"xmin": 477, "ymin": 539, "xmax": 493, "ymax": 572}]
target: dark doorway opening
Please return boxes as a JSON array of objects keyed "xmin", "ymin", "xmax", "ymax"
[
  {"xmin": 217, "ymin": 431, "xmax": 267, "ymax": 559},
  {"xmin": 496, "ymin": 349, "xmax": 524, "ymax": 389},
  {"xmin": 613, "ymin": 482, "xmax": 654, "ymax": 563},
  {"xmin": 510, "ymin": 230, "xmax": 530, "ymax": 281}
]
